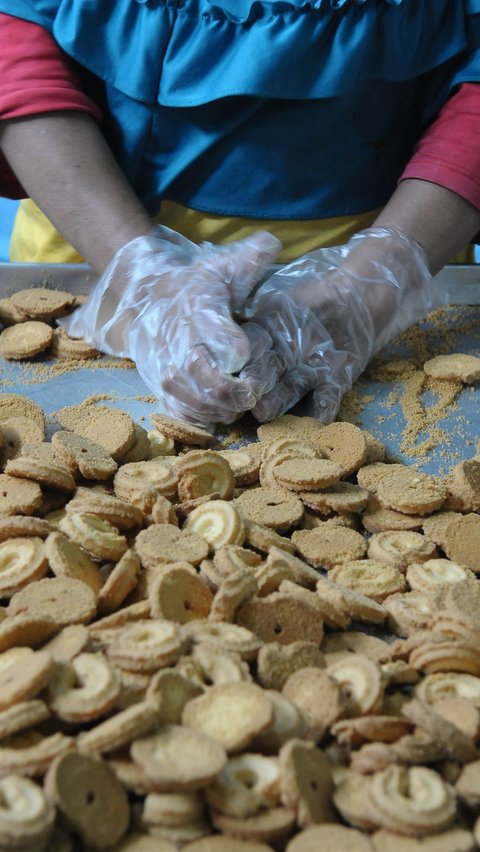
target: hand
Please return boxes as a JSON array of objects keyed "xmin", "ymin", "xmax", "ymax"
[
  {"xmin": 240, "ymin": 227, "xmax": 447, "ymax": 422},
  {"xmin": 60, "ymin": 226, "xmax": 282, "ymax": 427}
]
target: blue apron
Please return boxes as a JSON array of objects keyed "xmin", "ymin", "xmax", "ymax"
[{"xmin": 2, "ymin": 0, "xmax": 480, "ymax": 218}]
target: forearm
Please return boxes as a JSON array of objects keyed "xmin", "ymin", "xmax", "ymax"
[
  {"xmin": 373, "ymin": 178, "xmax": 480, "ymax": 275},
  {"xmin": 0, "ymin": 112, "xmax": 153, "ymax": 273}
]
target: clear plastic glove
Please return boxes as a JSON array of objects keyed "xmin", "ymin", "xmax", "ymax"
[
  {"xmin": 60, "ymin": 226, "xmax": 282, "ymax": 428},
  {"xmin": 241, "ymin": 227, "xmax": 448, "ymax": 423}
]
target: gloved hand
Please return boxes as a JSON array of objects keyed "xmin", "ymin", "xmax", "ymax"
[
  {"xmin": 240, "ymin": 227, "xmax": 447, "ymax": 423},
  {"xmin": 60, "ymin": 226, "xmax": 282, "ymax": 428}
]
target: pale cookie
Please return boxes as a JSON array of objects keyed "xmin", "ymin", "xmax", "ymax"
[
  {"xmin": 363, "ymin": 431, "xmax": 386, "ymax": 464},
  {"xmin": 328, "ymin": 654, "xmax": 385, "ymax": 717},
  {"xmin": 0, "ymin": 296, "xmax": 26, "ymax": 325},
  {"xmin": 0, "ymin": 536, "xmax": 48, "ymax": 597},
  {"xmin": 442, "ymin": 514, "xmax": 480, "ymax": 572},
  {"xmin": 252, "ymin": 690, "xmax": 306, "ymax": 754},
  {"xmin": 332, "ymin": 716, "xmax": 411, "ymax": 748},
  {"xmin": 10, "ymin": 287, "xmax": 75, "ymax": 318},
  {"xmin": 151, "ymin": 413, "xmax": 212, "ymax": 446},
  {"xmin": 0, "ymin": 729, "xmax": 73, "ymax": 777},
  {"xmin": 120, "ymin": 423, "xmax": 151, "ymax": 463},
  {"xmin": 147, "ymin": 429, "xmax": 176, "ymax": 458},
  {"xmin": 149, "ymin": 494, "xmax": 178, "ymax": 526},
  {"xmin": 423, "ymin": 352, "xmax": 480, "ymax": 383},
  {"xmin": 328, "ymin": 559, "xmax": 406, "ymax": 602},
  {"xmin": 185, "ymin": 500, "xmax": 246, "ymax": 550},
  {"xmin": 259, "ymin": 450, "xmax": 305, "ymax": 489},
  {"xmin": 147, "ymin": 669, "xmax": 203, "ymax": 724},
  {"xmin": 0, "ymin": 320, "xmax": 53, "ymax": 360},
  {"xmin": 206, "ymin": 753, "xmax": 280, "ymax": 818},
  {"xmin": 257, "ymin": 641, "xmax": 325, "ymax": 691},
  {"xmin": 213, "ymin": 545, "xmax": 262, "ymax": 579},
  {"xmin": 322, "ymin": 631, "xmax": 391, "ymax": 665},
  {"xmin": 0, "ymin": 416, "xmax": 45, "ymax": 462},
  {"xmin": 9, "ymin": 576, "xmax": 97, "ymax": 626},
  {"xmin": 50, "ymin": 326, "xmax": 100, "ymax": 359},
  {"xmin": 184, "ymin": 621, "xmax": 261, "ymax": 661},
  {"xmin": 415, "ymin": 672, "xmax": 480, "ymax": 708},
  {"xmin": 57, "ymin": 403, "xmax": 136, "ymax": 460},
  {"xmin": 257, "ymin": 414, "xmax": 325, "ymax": 444},
  {"xmin": 235, "ymin": 486, "xmax": 304, "ymax": 530},
  {"xmin": 445, "ymin": 580, "xmax": 480, "ymax": 628},
  {"xmin": 52, "ymin": 431, "xmax": 118, "ymax": 481},
  {"xmin": 135, "ymin": 523, "xmax": 209, "ymax": 568},
  {"xmin": 450, "ymin": 460, "xmax": 480, "ymax": 512},
  {"xmin": 433, "ymin": 697, "xmax": 480, "ymax": 740},
  {"xmin": 402, "ymin": 698, "xmax": 478, "ymax": 763},
  {"xmin": 236, "ymin": 591, "xmax": 324, "ymax": 646},
  {"xmin": 287, "ymin": 824, "xmax": 374, "ymax": 852},
  {"xmin": 0, "ymin": 473, "xmax": 42, "ymax": 515},
  {"xmin": 0, "ymin": 615, "xmax": 58, "ymax": 652},
  {"xmin": 243, "ymin": 519, "xmax": 296, "ymax": 555},
  {"xmin": 132, "ymin": 724, "xmax": 227, "ymax": 790},
  {"xmin": 455, "ymin": 760, "xmax": 480, "ymax": 809},
  {"xmin": 217, "ymin": 448, "xmax": 261, "ymax": 486},
  {"xmin": 5, "ymin": 455, "xmax": 76, "ymax": 492},
  {"xmin": 409, "ymin": 637, "xmax": 480, "ymax": 678},
  {"xmin": 300, "ymin": 481, "xmax": 369, "ymax": 514},
  {"xmin": 372, "ymin": 828, "xmax": 475, "ymax": 852},
  {"xmin": 0, "ymin": 699, "xmax": 49, "ymax": 740},
  {"xmin": 274, "ymin": 458, "xmax": 343, "ymax": 492},
  {"xmin": 0, "ymin": 394, "xmax": 45, "ymax": 429},
  {"xmin": 77, "ymin": 700, "xmax": 160, "ymax": 755},
  {"xmin": 46, "ymin": 530, "xmax": 103, "ymax": 593},
  {"xmin": 97, "ymin": 549, "xmax": 141, "ymax": 614},
  {"xmin": 142, "ymin": 789, "xmax": 204, "ymax": 827},
  {"xmin": 362, "ymin": 496, "xmax": 427, "ymax": 534},
  {"xmin": 367, "ymin": 531, "xmax": 437, "ymax": 571},
  {"xmin": 0, "ymin": 515, "xmax": 52, "ymax": 543},
  {"xmin": 45, "ymin": 751, "xmax": 130, "ymax": 848},
  {"xmin": 209, "ymin": 567, "xmax": 257, "ymax": 623},
  {"xmin": 316, "ymin": 576, "xmax": 387, "ymax": 625},
  {"xmin": 357, "ymin": 462, "xmax": 411, "ymax": 493},
  {"xmin": 333, "ymin": 772, "xmax": 385, "ymax": 831},
  {"xmin": 367, "ymin": 765, "xmax": 456, "ymax": 837},
  {"xmin": 59, "ymin": 512, "xmax": 128, "ymax": 561},
  {"xmin": 47, "ymin": 651, "xmax": 121, "ymax": 723},
  {"xmin": 0, "ymin": 649, "xmax": 53, "ymax": 710},
  {"xmin": 291, "ymin": 526, "xmax": 366, "ymax": 568},
  {"xmin": 376, "ymin": 471, "xmax": 447, "ymax": 515},
  {"xmin": 211, "ymin": 806, "xmax": 296, "ymax": 846},
  {"xmin": 182, "ymin": 683, "xmax": 273, "ymax": 752},
  {"xmin": 184, "ymin": 838, "xmax": 273, "ymax": 852},
  {"xmin": 316, "ymin": 422, "xmax": 367, "ymax": 476},
  {"xmin": 108, "ymin": 619, "xmax": 187, "ymax": 672},
  {"xmin": 66, "ymin": 487, "xmax": 143, "ymax": 529},
  {"xmin": 265, "ymin": 547, "xmax": 321, "ymax": 589},
  {"xmin": 149, "ymin": 563, "xmax": 213, "ymax": 623},
  {"xmin": 407, "ymin": 558, "xmax": 474, "ymax": 592},
  {"xmin": 115, "ymin": 459, "xmax": 177, "ymax": 510},
  {"xmin": 279, "ymin": 739, "xmax": 336, "ymax": 828},
  {"xmin": 43, "ymin": 624, "xmax": 90, "ymax": 662},
  {"xmin": 383, "ymin": 591, "xmax": 435, "ymax": 637},
  {"xmin": 260, "ymin": 436, "xmax": 319, "ymax": 463},
  {"xmin": 176, "ymin": 450, "xmax": 234, "ymax": 501},
  {"xmin": 282, "ymin": 667, "xmax": 343, "ymax": 741},
  {"xmin": 0, "ymin": 775, "xmax": 55, "ymax": 850},
  {"xmin": 192, "ymin": 643, "xmax": 251, "ymax": 686}
]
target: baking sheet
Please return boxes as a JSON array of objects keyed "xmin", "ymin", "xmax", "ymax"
[{"xmin": 0, "ymin": 263, "xmax": 479, "ymax": 474}]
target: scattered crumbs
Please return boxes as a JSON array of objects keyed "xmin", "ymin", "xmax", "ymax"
[
  {"xmin": 81, "ymin": 393, "xmax": 119, "ymax": 406},
  {"xmin": 133, "ymin": 395, "xmax": 158, "ymax": 403}
]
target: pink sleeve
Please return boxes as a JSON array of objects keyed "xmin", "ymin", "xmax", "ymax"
[
  {"xmin": 0, "ymin": 13, "xmax": 102, "ymax": 199},
  {"xmin": 401, "ymin": 83, "xmax": 480, "ymax": 211}
]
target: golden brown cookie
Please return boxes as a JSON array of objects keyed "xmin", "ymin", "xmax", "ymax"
[
  {"xmin": 50, "ymin": 326, "xmax": 101, "ymax": 359},
  {"xmin": 282, "ymin": 667, "xmax": 343, "ymax": 741},
  {"xmin": 0, "ymin": 393, "xmax": 45, "ymax": 429},
  {"xmin": 57, "ymin": 404, "xmax": 136, "ymax": 460},
  {"xmin": 235, "ymin": 486, "xmax": 304, "ymax": 530},
  {"xmin": 273, "ymin": 458, "xmax": 343, "ymax": 492},
  {"xmin": 300, "ymin": 481, "xmax": 369, "ymax": 514},
  {"xmin": 279, "ymin": 739, "xmax": 336, "ymax": 827},
  {"xmin": 0, "ymin": 320, "xmax": 53, "ymax": 359},
  {"xmin": 10, "ymin": 287, "xmax": 75, "ymax": 318},
  {"xmin": 0, "ymin": 775, "xmax": 55, "ymax": 850},
  {"xmin": 286, "ymin": 824, "xmax": 374, "ymax": 852},
  {"xmin": 291, "ymin": 526, "xmax": 366, "ymax": 568},
  {"xmin": 376, "ymin": 471, "xmax": 447, "ymax": 515},
  {"xmin": 367, "ymin": 530, "xmax": 437, "ymax": 571}
]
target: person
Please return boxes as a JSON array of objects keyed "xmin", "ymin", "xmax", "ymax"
[{"xmin": 0, "ymin": 0, "xmax": 479, "ymax": 428}]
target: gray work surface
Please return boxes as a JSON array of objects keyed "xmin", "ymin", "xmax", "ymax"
[{"xmin": 0, "ymin": 262, "xmax": 479, "ymax": 476}]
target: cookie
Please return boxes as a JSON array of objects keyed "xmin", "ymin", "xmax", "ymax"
[
  {"xmin": 46, "ymin": 530, "xmax": 103, "ymax": 593},
  {"xmin": 0, "ymin": 473, "xmax": 43, "ymax": 516},
  {"xmin": 235, "ymin": 487, "xmax": 304, "ymax": 531},
  {"xmin": 51, "ymin": 326, "xmax": 101, "ymax": 359},
  {"xmin": 316, "ymin": 422, "xmax": 368, "ymax": 476},
  {"xmin": 184, "ymin": 621, "xmax": 262, "ymax": 661},
  {"xmin": 135, "ymin": 523, "xmax": 209, "ymax": 568},
  {"xmin": 279, "ymin": 739, "xmax": 336, "ymax": 828},
  {"xmin": 185, "ymin": 500, "xmax": 246, "ymax": 550},
  {"xmin": 282, "ymin": 667, "xmax": 343, "ymax": 741},
  {"xmin": 131, "ymin": 724, "xmax": 227, "ymax": 789},
  {"xmin": 291, "ymin": 527, "xmax": 366, "ymax": 569},
  {"xmin": 176, "ymin": 450, "xmax": 235, "ymax": 501},
  {"xmin": 52, "ymin": 431, "xmax": 118, "ymax": 481},
  {"xmin": 0, "ymin": 648, "xmax": 53, "ymax": 710},
  {"xmin": 442, "ymin": 514, "xmax": 480, "ymax": 572},
  {"xmin": 211, "ymin": 806, "xmax": 296, "ymax": 846},
  {"xmin": 0, "ymin": 536, "xmax": 48, "ymax": 597},
  {"xmin": 59, "ymin": 512, "xmax": 128, "ymax": 561},
  {"xmin": 300, "ymin": 481, "xmax": 369, "ymax": 514},
  {"xmin": 0, "ymin": 415, "xmax": 45, "ymax": 462},
  {"xmin": 367, "ymin": 530, "xmax": 437, "ymax": 571},
  {"xmin": 182, "ymin": 683, "xmax": 273, "ymax": 753},
  {"xmin": 151, "ymin": 413, "xmax": 212, "ymax": 446},
  {"xmin": 77, "ymin": 700, "xmax": 160, "ymax": 755},
  {"xmin": 149, "ymin": 563, "xmax": 213, "ymax": 623},
  {"xmin": 8, "ymin": 576, "xmax": 97, "ymax": 626},
  {"xmin": 236, "ymin": 591, "xmax": 325, "ymax": 646},
  {"xmin": 367, "ymin": 765, "xmax": 456, "ymax": 836},
  {"xmin": 45, "ymin": 751, "xmax": 130, "ymax": 848},
  {"xmin": 328, "ymin": 560, "xmax": 406, "ymax": 601},
  {"xmin": 47, "ymin": 651, "xmax": 122, "ymax": 723},
  {"xmin": 0, "ymin": 776, "xmax": 55, "ymax": 850},
  {"xmin": 406, "ymin": 558, "xmax": 474, "ymax": 592},
  {"xmin": 376, "ymin": 471, "xmax": 447, "ymax": 515},
  {"xmin": 256, "ymin": 641, "xmax": 325, "ymax": 692},
  {"xmin": 0, "ymin": 320, "xmax": 53, "ymax": 359},
  {"xmin": 286, "ymin": 824, "xmax": 374, "ymax": 852},
  {"xmin": 0, "ymin": 394, "xmax": 45, "ymax": 429},
  {"xmin": 10, "ymin": 287, "xmax": 75, "ymax": 318},
  {"xmin": 205, "ymin": 753, "xmax": 280, "ymax": 818},
  {"xmin": 402, "ymin": 698, "xmax": 478, "ymax": 763},
  {"xmin": 274, "ymin": 458, "xmax": 343, "ymax": 492},
  {"xmin": 97, "ymin": 549, "xmax": 141, "ymax": 614},
  {"xmin": 423, "ymin": 353, "xmax": 480, "ymax": 383},
  {"xmin": 57, "ymin": 404, "xmax": 136, "ymax": 460},
  {"xmin": 217, "ymin": 449, "xmax": 261, "ymax": 486},
  {"xmin": 5, "ymin": 456, "xmax": 76, "ymax": 492},
  {"xmin": 243, "ymin": 519, "xmax": 296, "ymax": 555},
  {"xmin": 362, "ymin": 495, "xmax": 428, "ymax": 534},
  {"xmin": 328, "ymin": 654, "xmax": 385, "ymax": 717},
  {"xmin": 66, "ymin": 487, "xmax": 143, "ymax": 530},
  {"xmin": 108, "ymin": 619, "xmax": 187, "ymax": 673},
  {"xmin": 0, "ymin": 698, "xmax": 49, "ymax": 740}
]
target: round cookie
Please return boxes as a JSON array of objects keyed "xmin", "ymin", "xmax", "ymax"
[
  {"xmin": 51, "ymin": 327, "xmax": 100, "ymax": 360},
  {"xmin": 235, "ymin": 486, "xmax": 304, "ymax": 530},
  {"xmin": 0, "ymin": 321, "xmax": 53, "ymax": 359},
  {"xmin": 56, "ymin": 404, "xmax": 136, "ymax": 460},
  {"xmin": 443, "ymin": 514, "xmax": 480, "ymax": 572},
  {"xmin": 0, "ymin": 473, "xmax": 43, "ymax": 515},
  {"xmin": 316, "ymin": 422, "xmax": 368, "ymax": 476},
  {"xmin": 423, "ymin": 353, "xmax": 480, "ymax": 383},
  {"xmin": 0, "ymin": 394, "xmax": 45, "ymax": 428},
  {"xmin": 291, "ymin": 527, "xmax": 366, "ymax": 568},
  {"xmin": 151, "ymin": 413, "xmax": 212, "ymax": 446},
  {"xmin": 10, "ymin": 287, "xmax": 75, "ymax": 318}
]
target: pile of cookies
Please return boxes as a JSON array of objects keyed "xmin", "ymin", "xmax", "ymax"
[
  {"xmin": 0, "ymin": 288, "xmax": 99, "ymax": 360},
  {"xmin": 0, "ymin": 395, "xmax": 478, "ymax": 851}
]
